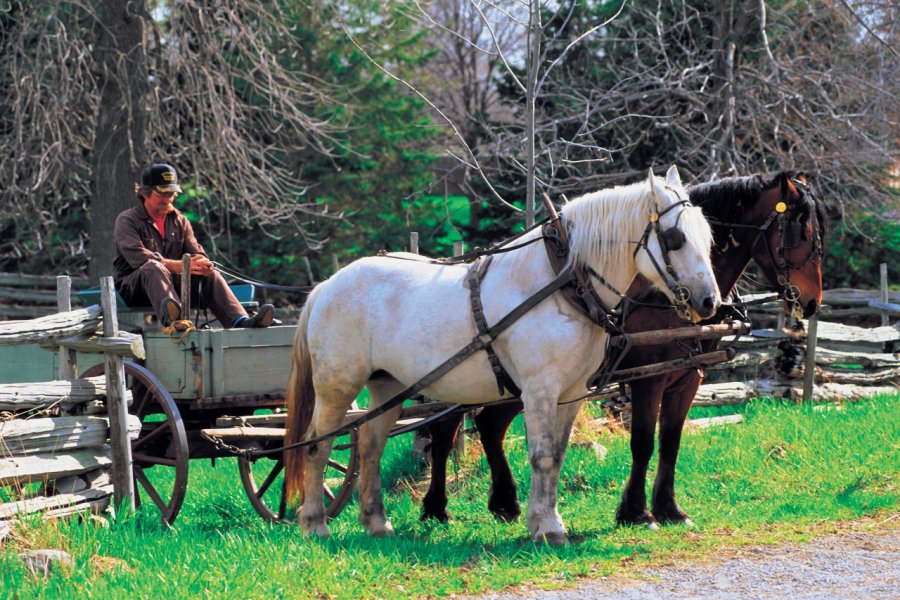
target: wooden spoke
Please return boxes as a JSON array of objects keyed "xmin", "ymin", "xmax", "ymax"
[{"xmin": 238, "ymin": 432, "xmax": 360, "ymax": 524}]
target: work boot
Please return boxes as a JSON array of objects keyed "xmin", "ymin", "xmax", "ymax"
[
  {"xmin": 160, "ymin": 297, "xmax": 182, "ymax": 327},
  {"xmin": 237, "ymin": 304, "xmax": 274, "ymax": 328}
]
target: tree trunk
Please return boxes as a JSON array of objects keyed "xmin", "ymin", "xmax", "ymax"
[{"xmin": 89, "ymin": 1, "xmax": 149, "ymax": 280}]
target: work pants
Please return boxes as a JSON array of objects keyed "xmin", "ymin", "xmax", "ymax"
[{"xmin": 115, "ymin": 260, "xmax": 247, "ymax": 328}]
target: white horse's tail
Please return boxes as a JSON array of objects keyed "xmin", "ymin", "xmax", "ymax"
[{"xmin": 283, "ymin": 289, "xmax": 318, "ymax": 508}]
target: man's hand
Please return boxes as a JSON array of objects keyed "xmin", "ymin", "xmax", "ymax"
[
  {"xmin": 162, "ymin": 255, "xmax": 214, "ymax": 276},
  {"xmin": 189, "ymin": 254, "xmax": 214, "ymax": 276}
]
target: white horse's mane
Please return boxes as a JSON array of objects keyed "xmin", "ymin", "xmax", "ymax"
[
  {"xmin": 562, "ymin": 180, "xmax": 713, "ymax": 274},
  {"xmin": 562, "ymin": 180, "xmax": 653, "ymax": 274}
]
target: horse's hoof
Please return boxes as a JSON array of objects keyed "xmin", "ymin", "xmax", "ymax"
[
  {"xmin": 647, "ymin": 521, "xmax": 660, "ymax": 531},
  {"xmin": 300, "ymin": 518, "xmax": 331, "ymax": 538},
  {"xmin": 489, "ymin": 496, "xmax": 521, "ymax": 522},
  {"xmin": 492, "ymin": 507, "xmax": 521, "ymax": 523},
  {"xmin": 616, "ymin": 508, "xmax": 656, "ymax": 528},
  {"xmin": 533, "ymin": 531, "xmax": 568, "ymax": 546},
  {"xmin": 420, "ymin": 510, "xmax": 451, "ymax": 523},
  {"xmin": 652, "ymin": 507, "xmax": 693, "ymax": 527},
  {"xmin": 369, "ymin": 520, "xmax": 395, "ymax": 538}
]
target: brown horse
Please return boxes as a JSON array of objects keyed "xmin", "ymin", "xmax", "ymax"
[{"xmin": 421, "ymin": 172, "xmax": 826, "ymax": 527}]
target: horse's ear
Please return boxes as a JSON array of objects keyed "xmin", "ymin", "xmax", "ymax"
[
  {"xmin": 665, "ymin": 165, "xmax": 682, "ymax": 189},
  {"xmin": 779, "ymin": 172, "xmax": 798, "ymax": 198},
  {"xmin": 647, "ymin": 168, "xmax": 658, "ymax": 192}
]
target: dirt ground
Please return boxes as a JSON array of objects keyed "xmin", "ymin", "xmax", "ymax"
[{"xmin": 466, "ymin": 515, "xmax": 900, "ymax": 600}]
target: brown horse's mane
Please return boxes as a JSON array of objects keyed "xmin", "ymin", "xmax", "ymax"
[
  {"xmin": 688, "ymin": 174, "xmax": 772, "ymax": 226},
  {"xmin": 687, "ymin": 172, "xmax": 826, "ymax": 247}
]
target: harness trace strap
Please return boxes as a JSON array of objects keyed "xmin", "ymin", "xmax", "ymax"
[{"xmin": 468, "ymin": 256, "xmax": 522, "ymax": 397}]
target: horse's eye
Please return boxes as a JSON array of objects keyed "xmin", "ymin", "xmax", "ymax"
[
  {"xmin": 660, "ymin": 227, "xmax": 685, "ymax": 251},
  {"xmin": 784, "ymin": 220, "xmax": 802, "ymax": 249}
]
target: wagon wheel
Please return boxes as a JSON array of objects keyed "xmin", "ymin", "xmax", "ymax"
[
  {"xmin": 82, "ymin": 361, "xmax": 189, "ymax": 524},
  {"xmin": 238, "ymin": 429, "xmax": 359, "ymax": 524}
]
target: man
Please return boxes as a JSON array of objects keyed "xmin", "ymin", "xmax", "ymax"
[{"xmin": 113, "ymin": 163, "xmax": 274, "ymax": 329}]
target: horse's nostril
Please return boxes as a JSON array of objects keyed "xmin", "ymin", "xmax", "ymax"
[
  {"xmin": 805, "ymin": 299, "xmax": 818, "ymax": 318},
  {"xmin": 702, "ymin": 296, "xmax": 715, "ymax": 311}
]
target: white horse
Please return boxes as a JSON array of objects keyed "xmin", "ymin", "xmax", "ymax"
[{"xmin": 283, "ymin": 165, "xmax": 720, "ymax": 544}]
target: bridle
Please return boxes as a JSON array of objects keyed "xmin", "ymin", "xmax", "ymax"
[
  {"xmin": 711, "ymin": 178, "xmax": 823, "ymax": 318},
  {"xmin": 764, "ymin": 180, "xmax": 823, "ymax": 317},
  {"xmin": 632, "ymin": 194, "xmax": 696, "ymax": 321}
]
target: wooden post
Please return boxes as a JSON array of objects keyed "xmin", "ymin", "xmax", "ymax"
[
  {"xmin": 180, "ymin": 254, "xmax": 191, "ymax": 320},
  {"xmin": 56, "ymin": 276, "xmax": 77, "ymax": 380},
  {"xmin": 802, "ymin": 311, "xmax": 819, "ymax": 402},
  {"xmin": 408, "ymin": 232, "xmax": 431, "ymax": 461},
  {"xmin": 880, "ymin": 263, "xmax": 889, "ymax": 327},
  {"xmin": 452, "ymin": 240, "xmax": 467, "ymax": 456},
  {"xmin": 100, "ymin": 276, "xmax": 135, "ymax": 513}
]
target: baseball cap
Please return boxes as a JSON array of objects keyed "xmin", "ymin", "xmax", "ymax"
[{"xmin": 141, "ymin": 164, "xmax": 183, "ymax": 193}]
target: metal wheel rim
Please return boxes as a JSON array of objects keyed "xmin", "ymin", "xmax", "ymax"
[{"xmin": 237, "ymin": 430, "xmax": 359, "ymax": 524}]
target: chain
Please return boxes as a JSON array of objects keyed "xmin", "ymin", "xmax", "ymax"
[
  {"xmin": 202, "ymin": 432, "xmax": 255, "ymax": 457},
  {"xmin": 161, "ymin": 319, "xmax": 196, "ymax": 345},
  {"xmin": 777, "ymin": 274, "xmax": 805, "ymax": 319}
]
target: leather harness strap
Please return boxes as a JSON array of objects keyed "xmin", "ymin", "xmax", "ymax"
[
  {"xmin": 541, "ymin": 221, "xmax": 621, "ymax": 334},
  {"xmin": 468, "ymin": 256, "xmax": 522, "ymax": 398}
]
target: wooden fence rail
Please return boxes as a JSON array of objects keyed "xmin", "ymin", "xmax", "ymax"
[
  {"xmin": 0, "ymin": 273, "xmax": 90, "ymax": 320},
  {"xmin": 691, "ymin": 309, "xmax": 897, "ymax": 407},
  {"xmin": 0, "ymin": 276, "xmax": 138, "ymax": 527}
]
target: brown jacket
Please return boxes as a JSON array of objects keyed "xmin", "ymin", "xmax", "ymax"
[{"xmin": 113, "ymin": 203, "xmax": 206, "ymax": 286}]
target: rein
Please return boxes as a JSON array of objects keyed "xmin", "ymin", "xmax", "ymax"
[
  {"xmin": 211, "ymin": 261, "xmax": 315, "ymax": 293},
  {"xmin": 377, "ymin": 218, "xmax": 551, "ymax": 266}
]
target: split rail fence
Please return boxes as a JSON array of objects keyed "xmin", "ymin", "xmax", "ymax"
[
  {"xmin": 696, "ymin": 293, "xmax": 898, "ymax": 407},
  {"xmin": 0, "ymin": 277, "xmax": 140, "ymax": 528}
]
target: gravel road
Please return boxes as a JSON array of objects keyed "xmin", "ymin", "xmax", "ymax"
[{"xmin": 468, "ymin": 519, "xmax": 899, "ymax": 600}]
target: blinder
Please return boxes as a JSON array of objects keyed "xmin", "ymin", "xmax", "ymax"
[
  {"xmin": 782, "ymin": 218, "xmax": 803, "ymax": 249},
  {"xmin": 660, "ymin": 226, "xmax": 686, "ymax": 252}
]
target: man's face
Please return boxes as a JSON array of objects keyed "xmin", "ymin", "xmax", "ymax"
[{"xmin": 145, "ymin": 189, "xmax": 177, "ymax": 217}]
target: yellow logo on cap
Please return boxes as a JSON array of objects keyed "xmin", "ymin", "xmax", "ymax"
[
  {"xmin": 775, "ymin": 201, "xmax": 787, "ymax": 213},
  {"xmin": 162, "ymin": 171, "xmax": 176, "ymax": 182}
]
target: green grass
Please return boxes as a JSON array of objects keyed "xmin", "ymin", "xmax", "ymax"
[{"xmin": 2, "ymin": 394, "xmax": 898, "ymax": 599}]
